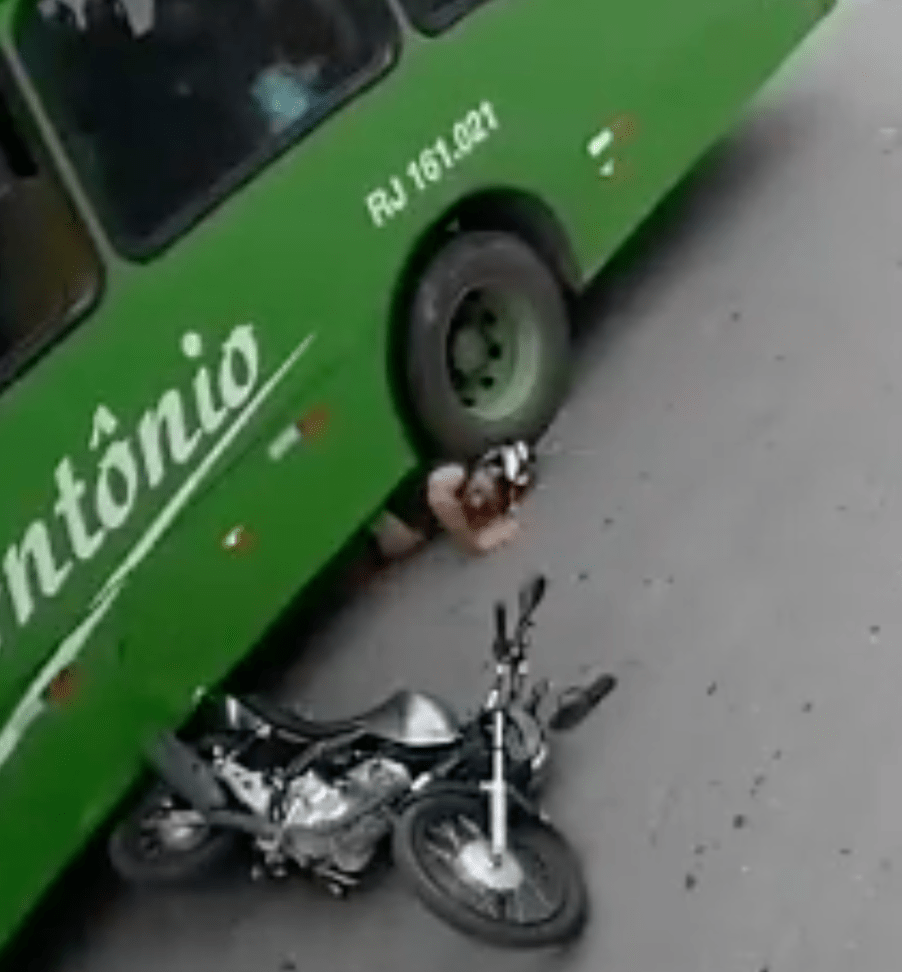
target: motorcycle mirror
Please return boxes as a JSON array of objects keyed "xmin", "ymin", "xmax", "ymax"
[
  {"xmin": 548, "ymin": 674, "xmax": 617, "ymax": 733},
  {"xmin": 493, "ymin": 602, "xmax": 509, "ymax": 660},
  {"xmin": 518, "ymin": 574, "xmax": 547, "ymax": 620}
]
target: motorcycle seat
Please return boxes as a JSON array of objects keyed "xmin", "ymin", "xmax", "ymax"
[{"xmin": 240, "ymin": 689, "xmax": 461, "ymax": 747}]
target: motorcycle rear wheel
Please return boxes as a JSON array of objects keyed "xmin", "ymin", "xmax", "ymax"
[
  {"xmin": 108, "ymin": 783, "xmax": 239, "ymax": 885},
  {"xmin": 393, "ymin": 790, "xmax": 587, "ymax": 949}
]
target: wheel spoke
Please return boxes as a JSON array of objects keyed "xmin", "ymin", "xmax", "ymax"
[
  {"xmin": 481, "ymin": 889, "xmax": 505, "ymax": 919},
  {"xmin": 469, "ymin": 884, "xmax": 503, "ymax": 919},
  {"xmin": 517, "ymin": 844, "xmax": 561, "ymax": 918},
  {"xmin": 138, "ymin": 830, "xmax": 164, "ymax": 858},
  {"xmin": 517, "ymin": 872, "xmax": 554, "ymax": 918},
  {"xmin": 457, "ymin": 815, "xmax": 484, "ymax": 841},
  {"xmin": 422, "ymin": 836, "xmax": 460, "ymax": 869},
  {"xmin": 507, "ymin": 887, "xmax": 528, "ymax": 924},
  {"xmin": 493, "ymin": 890, "xmax": 516, "ymax": 921},
  {"xmin": 437, "ymin": 819, "xmax": 467, "ymax": 852}
]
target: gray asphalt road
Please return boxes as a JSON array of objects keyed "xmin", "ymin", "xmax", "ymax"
[{"xmin": 23, "ymin": 4, "xmax": 902, "ymax": 970}]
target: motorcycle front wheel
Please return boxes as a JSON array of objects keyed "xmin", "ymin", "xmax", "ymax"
[
  {"xmin": 393, "ymin": 790, "xmax": 587, "ymax": 949},
  {"xmin": 108, "ymin": 783, "xmax": 239, "ymax": 885}
]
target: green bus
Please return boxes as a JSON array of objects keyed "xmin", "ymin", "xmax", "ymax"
[{"xmin": 0, "ymin": 0, "xmax": 832, "ymax": 951}]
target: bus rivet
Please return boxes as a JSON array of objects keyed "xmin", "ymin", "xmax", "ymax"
[{"xmin": 45, "ymin": 665, "xmax": 79, "ymax": 705}]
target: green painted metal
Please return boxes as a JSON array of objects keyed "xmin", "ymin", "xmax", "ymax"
[{"xmin": 0, "ymin": 0, "xmax": 831, "ymax": 951}]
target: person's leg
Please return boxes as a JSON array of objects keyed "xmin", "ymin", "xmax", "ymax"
[
  {"xmin": 337, "ymin": 530, "xmax": 385, "ymax": 595},
  {"xmin": 384, "ymin": 468, "xmax": 439, "ymax": 535},
  {"xmin": 370, "ymin": 510, "xmax": 426, "ymax": 560}
]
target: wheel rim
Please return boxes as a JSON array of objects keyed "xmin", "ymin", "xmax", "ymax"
[
  {"xmin": 445, "ymin": 285, "xmax": 542, "ymax": 422},
  {"xmin": 412, "ymin": 804, "xmax": 566, "ymax": 927},
  {"xmin": 134, "ymin": 797, "xmax": 211, "ymax": 859}
]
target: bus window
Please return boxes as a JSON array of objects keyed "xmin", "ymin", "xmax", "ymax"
[
  {"xmin": 399, "ymin": 0, "xmax": 494, "ymax": 34},
  {"xmin": 0, "ymin": 81, "xmax": 100, "ymax": 380},
  {"xmin": 16, "ymin": 0, "xmax": 400, "ymax": 258}
]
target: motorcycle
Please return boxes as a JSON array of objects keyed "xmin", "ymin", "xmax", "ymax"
[{"xmin": 108, "ymin": 575, "xmax": 616, "ymax": 949}]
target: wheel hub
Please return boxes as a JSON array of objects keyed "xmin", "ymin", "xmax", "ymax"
[
  {"xmin": 446, "ymin": 286, "xmax": 541, "ymax": 420},
  {"xmin": 151, "ymin": 809, "xmax": 208, "ymax": 851},
  {"xmin": 451, "ymin": 327, "xmax": 489, "ymax": 373},
  {"xmin": 454, "ymin": 839, "xmax": 525, "ymax": 892}
]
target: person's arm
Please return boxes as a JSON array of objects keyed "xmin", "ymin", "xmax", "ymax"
[
  {"xmin": 427, "ymin": 464, "xmax": 521, "ymax": 555},
  {"xmin": 427, "ymin": 464, "xmax": 486, "ymax": 555},
  {"xmin": 471, "ymin": 514, "xmax": 520, "ymax": 553}
]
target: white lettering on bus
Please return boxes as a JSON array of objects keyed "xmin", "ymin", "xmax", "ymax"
[
  {"xmin": 365, "ymin": 100, "xmax": 501, "ymax": 229},
  {"xmin": 3, "ymin": 523, "xmax": 73, "ymax": 629},
  {"xmin": 183, "ymin": 332, "xmax": 229, "ymax": 435},
  {"xmin": 0, "ymin": 323, "xmax": 264, "ymax": 652},
  {"xmin": 138, "ymin": 390, "xmax": 203, "ymax": 488}
]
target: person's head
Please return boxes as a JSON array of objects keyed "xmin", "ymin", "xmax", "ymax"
[
  {"xmin": 457, "ymin": 441, "xmax": 535, "ymax": 526},
  {"xmin": 262, "ymin": 0, "xmax": 338, "ymax": 73},
  {"xmin": 460, "ymin": 465, "xmax": 506, "ymax": 519}
]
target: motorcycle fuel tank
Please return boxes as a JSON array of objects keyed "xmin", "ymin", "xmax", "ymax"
[{"xmin": 358, "ymin": 690, "xmax": 461, "ymax": 747}]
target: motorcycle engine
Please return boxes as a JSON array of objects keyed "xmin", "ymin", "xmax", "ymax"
[{"xmin": 279, "ymin": 756, "xmax": 411, "ymax": 874}]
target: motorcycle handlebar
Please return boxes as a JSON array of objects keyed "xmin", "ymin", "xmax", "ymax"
[
  {"xmin": 492, "ymin": 576, "xmax": 548, "ymax": 660},
  {"xmin": 493, "ymin": 602, "xmax": 508, "ymax": 659}
]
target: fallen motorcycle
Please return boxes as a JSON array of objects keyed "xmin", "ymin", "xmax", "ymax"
[{"xmin": 108, "ymin": 575, "xmax": 616, "ymax": 949}]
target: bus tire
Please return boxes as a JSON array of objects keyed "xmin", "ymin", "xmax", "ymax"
[{"xmin": 403, "ymin": 231, "xmax": 571, "ymax": 459}]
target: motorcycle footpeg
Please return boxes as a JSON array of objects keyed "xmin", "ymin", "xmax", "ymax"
[
  {"xmin": 251, "ymin": 862, "xmax": 287, "ymax": 881},
  {"xmin": 314, "ymin": 868, "xmax": 358, "ymax": 898}
]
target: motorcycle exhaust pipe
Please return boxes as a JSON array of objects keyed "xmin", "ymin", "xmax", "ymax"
[
  {"xmin": 547, "ymin": 673, "xmax": 617, "ymax": 733},
  {"xmin": 205, "ymin": 808, "xmax": 279, "ymax": 839},
  {"xmin": 145, "ymin": 732, "xmax": 278, "ymax": 838},
  {"xmin": 144, "ymin": 732, "xmax": 229, "ymax": 813}
]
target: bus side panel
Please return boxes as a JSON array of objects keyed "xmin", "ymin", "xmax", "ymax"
[
  {"xmin": 0, "ymin": 620, "xmax": 152, "ymax": 952},
  {"xmin": 0, "ymin": 34, "xmax": 440, "ymax": 947},
  {"xmin": 545, "ymin": 0, "xmax": 831, "ymax": 282},
  {"xmin": 340, "ymin": 0, "xmax": 829, "ymax": 314},
  {"xmin": 116, "ymin": 330, "xmax": 411, "ymax": 713},
  {"xmin": 0, "ymin": 327, "xmax": 407, "ymax": 953}
]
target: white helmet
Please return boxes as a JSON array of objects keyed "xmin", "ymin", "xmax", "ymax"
[{"xmin": 477, "ymin": 440, "xmax": 534, "ymax": 489}]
